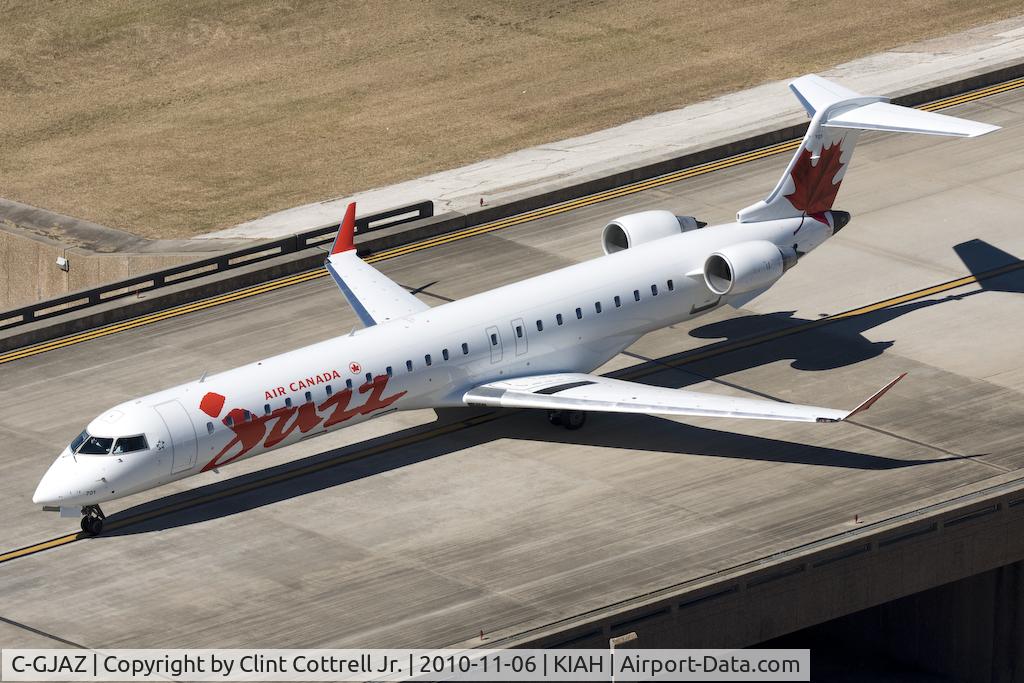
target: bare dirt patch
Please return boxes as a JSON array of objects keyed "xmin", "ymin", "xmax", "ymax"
[{"xmin": 0, "ymin": 1, "xmax": 1019, "ymax": 239}]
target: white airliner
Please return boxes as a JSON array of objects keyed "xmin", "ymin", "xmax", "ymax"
[{"xmin": 34, "ymin": 75, "xmax": 997, "ymax": 535}]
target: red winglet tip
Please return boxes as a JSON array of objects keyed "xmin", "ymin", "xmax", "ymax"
[
  {"xmin": 331, "ymin": 202, "xmax": 356, "ymax": 254},
  {"xmin": 847, "ymin": 372, "xmax": 907, "ymax": 419}
]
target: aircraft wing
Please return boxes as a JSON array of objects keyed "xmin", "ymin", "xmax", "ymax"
[
  {"xmin": 463, "ymin": 372, "xmax": 905, "ymax": 423},
  {"xmin": 325, "ymin": 203, "xmax": 429, "ymax": 326}
]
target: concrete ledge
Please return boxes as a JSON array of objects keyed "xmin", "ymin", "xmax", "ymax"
[
  {"xmin": 482, "ymin": 477, "xmax": 1024, "ymax": 650},
  {"xmin": 2, "ymin": 63, "xmax": 1022, "ymax": 355}
]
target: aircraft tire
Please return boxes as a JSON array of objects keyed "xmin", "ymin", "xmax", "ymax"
[{"xmin": 81, "ymin": 515, "xmax": 103, "ymax": 536}]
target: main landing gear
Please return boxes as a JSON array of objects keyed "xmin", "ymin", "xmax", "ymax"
[
  {"xmin": 547, "ymin": 410, "xmax": 587, "ymax": 430},
  {"xmin": 80, "ymin": 505, "xmax": 105, "ymax": 536}
]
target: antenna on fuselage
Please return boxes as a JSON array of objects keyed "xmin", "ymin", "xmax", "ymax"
[{"xmin": 199, "ymin": 370, "xmax": 208, "ymax": 383}]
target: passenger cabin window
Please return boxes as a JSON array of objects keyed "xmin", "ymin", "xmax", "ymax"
[
  {"xmin": 536, "ymin": 320, "xmax": 543, "ymax": 332},
  {"xmin": 112, "ymin": 435, "xmax": 149, "ymax": 454},
  {"xmin": 285, "ymin": 397, "xmax": 293, "ymax": 408},
  {"xmin": 651, "ymin": 284, "xmax": 659, "ymax": 296},
  {"xmin": 242, "ymin": 410, "xmax": 252, "ymax": 422},
  {"xmin": 515, "ymin": 326, "xmax": 523, "ymax": 338},
  {"xmin": 461, "ymin": 342, "xmax": 469, "ymax": 354},
  {"xmin": 614, "ymin": 295, "xmax": 622, "ymax": 308},
  {"xmin": 264, "ymin": 403, "xmax": 271, "ymax": 415},
  {"xmin": 667, "ymin": 279, "xmax": 675, "ymax": 292},
  {"xmin": 556, "ymin": 313, "xmax": 564, "ymax": 326},
  {"xmin": 305, "ymin": 391, "xmax": 313, "ymax": 403},
  {"xmin": 225, "ymin": 415, "xmax": 234, "ymax": 427},
  {"xmin": 365, "ymin": 372, "xmax": 373, "ymax": 383},
  {"xmin": 442, "ymin": 348, "xmax": 450, "ymax": 361},
  {"xmin": 346, "ymin": 379, "xmax": 353, "ymax": 389},
  {"xmin": 490, "ymin": 333, "xmax": 498, "ymax": 346},
  {"xmin": 386, "ymin": 366, "xmax": 393, "ymax": 377},
  {"xmin": 634, "ymin": 289, "xmax": 641, "ymax": 302},
  {"xmin": 575, "ymin": 307, "xmax": 583, "ymax": 320},
  {"xmin": 425, "ymin": 354, "xmax": 432, "ymax": 366},
  {"xmin": 77, "ymin": 435, "xmax": 113, "ymax": 455},
  {"xmin": 595, "ymin": 302, "xmax": 602, "ymax": 314},
  {"xmin": 207, "ymin": 422, "xmax": 214, "ymax": 435},
  {"xmin": 326, "ymin": 385, "xmax": 333, "ymax": 396},
  {"xmin": 406, "ymin": 360, "xmax": 413, "ymax": 372}
]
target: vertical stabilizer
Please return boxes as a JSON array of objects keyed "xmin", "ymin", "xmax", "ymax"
[{"xmin": 737, "ymin": 75, "xmax": 998, "ymax": 223}]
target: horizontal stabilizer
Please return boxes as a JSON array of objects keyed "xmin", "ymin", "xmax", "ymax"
[
  {"xmin": 824, "ymin": 102, "xmax": 999, "ymax": 138},
  {"xmin": 737, "ymin": 75, "xmax": 998, "ymax": 223}
]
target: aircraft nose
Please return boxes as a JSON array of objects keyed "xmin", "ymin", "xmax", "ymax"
[{"xmin": 33, "ymin": 456, "xmax": 71, "ymax": 505}]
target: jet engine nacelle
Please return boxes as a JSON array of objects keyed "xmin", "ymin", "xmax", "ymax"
[
  {"xmin": 602, "ymin": 210, "xmax": 706, "ymax": 254},
  {"xmin": 703, "ymin": 240, "xmax": 798, "ymax": 296}
]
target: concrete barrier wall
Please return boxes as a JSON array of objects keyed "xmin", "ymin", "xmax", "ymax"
[{"xmin": 0, "ymin": 221, "xmax": 201, "ymax": 310}]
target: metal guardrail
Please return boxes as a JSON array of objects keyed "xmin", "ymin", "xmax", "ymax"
[{"xmin": 0, "ymin": 200, "xmax": 433, "ymax": 332}]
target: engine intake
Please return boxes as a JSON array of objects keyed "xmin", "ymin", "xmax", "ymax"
[
  {"xmin": 602, "ymin": 210, "xmax": 706, "ymax": 254},
  {"xmin": 703, "ymin": 240, "xmax": 797, "ymax": 296}
]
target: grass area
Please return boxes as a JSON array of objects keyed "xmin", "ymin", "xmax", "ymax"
[{"xmin": 0, "ymin": 1, "xmax": 1019, "ymax": 239}]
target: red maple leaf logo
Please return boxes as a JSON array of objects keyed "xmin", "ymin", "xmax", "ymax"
[{"xmin": 785, "ymin": 140, "xmax": 845, "ymax": 215}]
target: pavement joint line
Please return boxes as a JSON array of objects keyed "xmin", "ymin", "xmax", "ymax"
[
  {"xmin": 0, "ymin": 614, "xmax": 88, "ymax": 649},
  {"xmin": 1, "ymin": 76, "xmax": 1019, "ymax": 366},
  {"xmin": 1, "ymin": 255, "xmax": 1018, "ymax": 566}
]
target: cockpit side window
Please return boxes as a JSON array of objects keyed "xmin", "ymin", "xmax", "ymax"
[
  {"xmin": 69, "ymin": 430, "xmax": 88, "ymax": 453},
  {"xmin": 112, "ymin": 435, "xmax": 149, "ymax": 454},
  {"xmin": 77, "ymin": 436, "xmax": 114, "ymax": 455}
]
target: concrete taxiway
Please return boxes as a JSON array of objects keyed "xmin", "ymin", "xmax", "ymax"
[{"xmin": 1, "ymin": 86, "xmax": 1023, "ymax": 649}]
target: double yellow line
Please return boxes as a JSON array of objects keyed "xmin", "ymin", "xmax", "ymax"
[{"xmin": 2, "ymin": 76, "xmax": 1018, "ymax": 367}]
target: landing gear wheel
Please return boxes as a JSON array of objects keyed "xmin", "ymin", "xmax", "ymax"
[
  {"xmin": 547, "ymin": 410, "xmax": 565, "ymax": 426},
  {"xmin": 80, "ymin": 505, "xmax": 105, "ymax": 536},
  {"xmin": 563, "ymin": 411, "xmax": 587, "ymax": 430}
]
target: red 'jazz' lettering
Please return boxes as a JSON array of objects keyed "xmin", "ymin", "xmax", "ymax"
[
  {"xmin": 320, "ymin": 388, "xmax": 358, "ymax": 428},
  {"xmin": 201, "ymin": 374, "xmax": 407, "ymax": 471},
  {"xmin": 264, "ymin": 402, "xmax": 322, "ymax": 448}
]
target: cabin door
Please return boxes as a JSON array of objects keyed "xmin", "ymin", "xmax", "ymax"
[{"xmin": 155, "ymin": 400, "xmax": 199, "ymax": 474}]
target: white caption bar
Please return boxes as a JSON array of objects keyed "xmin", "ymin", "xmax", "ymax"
[{"xmin": 1, "ymin": 649, "xmax": 808, "ymax": 681}]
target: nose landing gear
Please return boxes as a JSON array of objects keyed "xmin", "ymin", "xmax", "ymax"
[
  {"xmin": 546, "ymin": 410, "xmax": 587, "ymax": 430},
  {"xmin": 80, "ymin": 505, "xmax": 105, "ymax": 536}
]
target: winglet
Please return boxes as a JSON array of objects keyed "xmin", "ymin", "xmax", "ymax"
[
  {"xmin": 330, "ymin": 202, "xmax": 357, "ymax": 255},
  {"xmin": 844, "ymin": 373, "xmax": 907, "ymax": 420}
]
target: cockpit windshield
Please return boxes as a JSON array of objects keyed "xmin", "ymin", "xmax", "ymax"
[
  {"xmin": 69, "ymin": 431, "xmax": 149, "ymax": 455},
  {"xmin": 70, "ymin": 430, "xmax": 88, "ymax": 453},
  {"xmin": 77, "ymin": 435, "xmax": 114, "ymax": 454},
  {"xmin": 113, "ymin": 435, "xmax": 149, "ymax": 453}
]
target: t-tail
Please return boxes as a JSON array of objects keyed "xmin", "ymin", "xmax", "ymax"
[{"xmin": 737, "ymin": 75, "xmax": 999, "ymax": 224}]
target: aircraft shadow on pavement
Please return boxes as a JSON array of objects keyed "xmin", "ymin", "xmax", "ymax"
[
  {"xmin": 662, "ymin": 238, "xmax": 1024, "ymax": 384},
  {"xmin": 103, "ymin": 240, "xmax": 1017, "ymax": 536},
  {"xmin": 103, "ymin": 408, "xmax": 976, "ymax": 537}
]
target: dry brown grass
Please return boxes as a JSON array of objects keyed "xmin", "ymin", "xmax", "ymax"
[{"xmin": 0, "ymin": 1, "xmax": 1019, "ymax": 239}]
